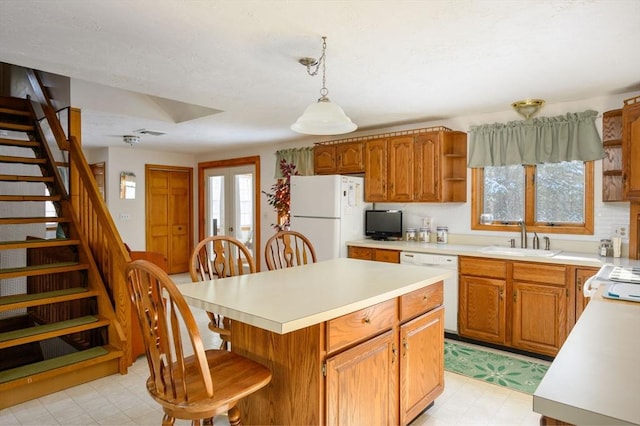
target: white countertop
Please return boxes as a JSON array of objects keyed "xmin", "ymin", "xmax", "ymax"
[
  {"xmin": 347, "ymin": 239, "xmax": 640, "ymax": 267},
  {"xmin": 533, "ymin": 297, "xmax": 640, "ymax": 425},
  {"xmin": 179, "ymin": 257, "xmax": 451, "ymax": 334}
]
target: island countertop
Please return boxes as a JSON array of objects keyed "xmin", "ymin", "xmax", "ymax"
[
  {"xmin": 179, "ymin": 257, "xmax": 452, "ymax": 334},
  {"xmin": 533, "ymin": 297, "xmax": 640, "ymax": 425}
]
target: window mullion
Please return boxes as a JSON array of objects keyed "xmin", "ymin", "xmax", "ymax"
[{"xmin": 524, "ymin": 165, "xmax": 536, "ymax": 226}]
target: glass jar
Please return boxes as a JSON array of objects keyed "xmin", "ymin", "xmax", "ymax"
[
  {"xmin": 436, "ymin": 226, "xmax": 448, "ymax": 244},
  {"xmin": 405, "ymin": 228, "xmax": 416, "ymax": 241},
  {"xmin": 418, "ymin": 227, "xmax": 430, "ymax": 242},
  {"xmin": 599, "ymin": 239, "xmax": 612, "ymax": 257}
]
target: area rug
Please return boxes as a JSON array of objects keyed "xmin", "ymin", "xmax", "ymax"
[{"xmin": 444, "ymin": 340, "xmax": 549, "ymax": 394}]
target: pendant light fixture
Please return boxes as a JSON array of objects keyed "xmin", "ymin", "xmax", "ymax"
[{"xmin": 291, "ymin": 36, "xmax": 357, "ymax": 135}]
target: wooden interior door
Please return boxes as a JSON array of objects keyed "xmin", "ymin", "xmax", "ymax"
[{"xmin": 146, "ymin": 165, "xmax": 193, "ymax": 273}]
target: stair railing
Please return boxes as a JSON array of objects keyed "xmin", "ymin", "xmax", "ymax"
[{"xmin": 25, "ymin": 68, "xmax": 134, "ymax": 366}]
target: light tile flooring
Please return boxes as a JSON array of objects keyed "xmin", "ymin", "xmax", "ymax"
[{"xmin": 0, "ymin": 274, "xmax": 543, "ymax": 425}]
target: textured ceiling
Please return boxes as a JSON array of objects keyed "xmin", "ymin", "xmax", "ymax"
[{"xmin": 1, "ymin": 0, "xmax": 639, "ymax": 153}]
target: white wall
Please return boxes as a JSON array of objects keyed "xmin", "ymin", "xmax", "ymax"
[
  {"xmin": 83, "ymin": 146, "xmax": 196, "ymax": 251},
  {"xmin": 83, "ymin": 90, "xmax": 640, "ymax": 264}
]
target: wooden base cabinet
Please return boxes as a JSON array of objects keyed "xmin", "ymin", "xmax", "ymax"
[
  {"xmin": 573, "ymin": 267, "xmax": 598, "ymax": 324},
  {"xmin": 400, "ymin": 306, "xmax": 444, "ymax": 425},
  {"xmin": 327, "ymin": 330, "xmax": 398, "ymax": 426},
  {"xmin": 233, "ymin": 282, "xmax": 444, "ymax": 425},
  {"xmin": 458, "ymin": 257, "xmax": 507, "ymax": 345},
  {"xmin": 459, "ymin": 257, "xmax": 569, "ymax": 357}
]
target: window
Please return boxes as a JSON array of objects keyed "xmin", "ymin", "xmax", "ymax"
[{"xmin": 471, "ymin": 160, "xmax": 594, "ymax": 235}]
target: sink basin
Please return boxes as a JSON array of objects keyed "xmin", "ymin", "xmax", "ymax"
[{"xmin": 478, "ymin": 246, "xmax": 562, "ymax": 257}]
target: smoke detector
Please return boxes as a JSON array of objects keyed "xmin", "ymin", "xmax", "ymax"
[{"xmin": 123, "ymin": 135, "xmax": 141, "ymax": 146}]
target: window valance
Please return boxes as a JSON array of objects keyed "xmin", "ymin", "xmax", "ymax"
[
  {"xmin": 273, "ymin": 147, "xmax": 314, "ymax": 178},
  {"xmin": 467, "ymin": 110, "xmax": 604, "ymax": 168}
]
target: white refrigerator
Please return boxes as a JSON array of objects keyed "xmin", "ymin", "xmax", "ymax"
[{"xmin": 290, "ymin": 175, "xmax": 371, "ymax": 261}]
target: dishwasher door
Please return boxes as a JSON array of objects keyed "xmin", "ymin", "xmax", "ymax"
[{"xmin": 401, "ymin": 252, "xmax": 458, "ymax": 334}]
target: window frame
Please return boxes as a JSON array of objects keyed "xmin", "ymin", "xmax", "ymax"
[{"xmin": 471, "ymin": 161, "xmax": 594, "ymax": 235}]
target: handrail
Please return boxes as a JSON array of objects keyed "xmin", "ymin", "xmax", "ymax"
[
  {"xmin": 25, "ymin": 69, "xmax": 69, "ymax": 151},
  {"xmin": 25, "ymin": 68, "xmax": 133, "ymax": 365}
]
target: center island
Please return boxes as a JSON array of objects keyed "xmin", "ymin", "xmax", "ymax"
[{"xmin": 179, "ymin": 257, "xmax": 452, "ymax": 425}]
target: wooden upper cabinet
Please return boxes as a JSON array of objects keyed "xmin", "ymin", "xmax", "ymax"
[
  {"xmin": 414, "ymin": 133, "xmax": 439, "ymax": 201},
  {"xmin": 336, "ymin": 142, "xmax": 364, "ymax": 173},
  {"xmin": 314, "ymin": 142, "xmax": 364, "ymax": 175},
  {"xmin": 314, "ymin": 144, "xmax": 337, "ymax": 174},
  {"xmin": 364, "ymin": 129, "xmax": 467, "ymax": 203},
  {"xmin": 623, "ymin": 96, "xmax": 640, "ymax": 200},
  {"xmin": 365, "ymin": 138, "xmax": 388, "ymax": 202},
  {"xmin": 388, "ymin": 136, "xmax": 414, "ymax": 202}
]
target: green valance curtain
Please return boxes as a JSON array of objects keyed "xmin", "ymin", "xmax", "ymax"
[
  {"xmin": 467, "ymin": 110, "xmax": 604, "ymax": 168},
  {"xmin": 274, "ymin": 147, "xmax": 314, "ymax": 178}
]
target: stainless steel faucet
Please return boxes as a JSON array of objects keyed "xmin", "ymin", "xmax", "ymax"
[{"xmin": 518, "ymin": 221, "xmax": 527, "ymax": 248}]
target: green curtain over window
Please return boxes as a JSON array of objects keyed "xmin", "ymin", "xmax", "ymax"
[
  {"xmin": 467, "ymin": 110, "xmax": 604, "ymax": 168},
  {"xmin": 274, "ymin": 147, "xmax": 314, "ymax": 178}
]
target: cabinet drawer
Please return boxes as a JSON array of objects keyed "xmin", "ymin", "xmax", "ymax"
[
  {"xmin": 513, "ymin": 262, "xmax": 566, "ymax": 286},
  {"xmin": 374, "ymin": 249, "xmax": 400, "ymax": 263},
  {"xmin": 327, "ymin": 298, "xmax": 397, "ymax": 354},
  {"xmin": 348, "ymin": 246, "xmax": 373, "ymax": 260},
  {"xmin": 399, "ymin": 281, "xmax": 443, "ymax": 322},
  {"xmin": 459, "ymin": 256, "xmax": 507, "ymax": 279}
]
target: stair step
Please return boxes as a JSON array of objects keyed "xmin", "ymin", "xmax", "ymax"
[
  {"xmin": 0, "ymin": 217, "xmax": 70, "ymax": 226},
  {"xmin": 0, "ymin": 316, "xmax": 108, "ymax": 349},
  {"xmin": 0, "ymin": 96, "xmax": 31, "ymax": 112},
  {"xmin": 0, "ymin": 175, "xmax": 54, "ymax": 183},
  {"xmin": 0, "ymin": 195, "xmax": 61, "ymax": 202},
  {"xmin": 0, "ymin": 122, "xmax": 33, "ymax": 132},
  {"xmin": 0, "ymin": 155, "xmax": 46, "ymax": 165},
  {"xmin": 0, "ymin": 262, "xmax": 88, "ymax": 280},
  {"xmin": 0, "ymin": 346, "xmax": 110, "ymax": 384},
  {"xmin": 0, "ymin": 287, "xmax": 96, "ymax": 312},
  {"xmin": 0, "ymin": 238, "xmax": 77, "ymax": 249},
  {"xmin": 0, "ymin": 107, "xmax": 31, "ymax": 117},
  {"xmin": 0, "ymin": 138, "xmax": 39, "ymax": 148}
]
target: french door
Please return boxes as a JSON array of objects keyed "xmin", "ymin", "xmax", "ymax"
[{"xmin": 199, "ymin": 158, "xmax": 259, "ymax": 266}]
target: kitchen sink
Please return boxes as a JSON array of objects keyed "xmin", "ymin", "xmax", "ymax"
[{"xmin": 478, "ymin": 246, "xmax": 562, "ymax": 257}]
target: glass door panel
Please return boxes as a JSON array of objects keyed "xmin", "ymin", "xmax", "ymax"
[{"xmin": 204, "ymin": 165, "xmax": 255, "ymax": 257}]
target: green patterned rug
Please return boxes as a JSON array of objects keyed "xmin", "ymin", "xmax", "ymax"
[{"xmin": 444, "ymin": 340, "xmax": 549, "ymax": 394}]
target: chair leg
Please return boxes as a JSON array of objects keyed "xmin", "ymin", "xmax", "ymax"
[
  {"xmin": 162, "ymin": 413, "xmax": 175, "ymax": 425},
  {"xmin": 227, "ymin": 406, "xmax": 241, "ymax": 426}
]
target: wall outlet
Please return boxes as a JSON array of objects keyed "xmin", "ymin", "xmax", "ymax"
[
  {"xmin": 613, "ymin": 224, "xmax": 628, "ymax": 239},
  {"xmin": 119, "ymin": 213, "xmax": 131, "ymax": 221}
]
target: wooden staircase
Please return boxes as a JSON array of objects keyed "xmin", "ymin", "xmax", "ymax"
[{"xmin": 0, "ymin": 95, "xmax": 126, "ymax": 408}]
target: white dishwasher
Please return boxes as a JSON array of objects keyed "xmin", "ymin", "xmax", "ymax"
[{"xmin": 400, "ymin": 251, "xmax": 458, "ymax": 334}]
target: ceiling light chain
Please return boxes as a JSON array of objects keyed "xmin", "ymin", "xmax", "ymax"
[{"xmin": 291, "ymin": 36, "xmax": 357, "ymax": 136}]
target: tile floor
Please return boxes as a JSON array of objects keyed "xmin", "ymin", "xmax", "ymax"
[{"xmin": 0, "ymin": 274, "xmax": 543, "ymax": 425}]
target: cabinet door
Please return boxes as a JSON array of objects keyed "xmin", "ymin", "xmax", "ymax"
[
  {"xmin": 511, "ymin": 282, "xmax": 566, "ymax": 356},
  {"xmin": 365, "ymin": 139, "xmax": 388, "ymax": 202},
  {"xmin": 414, "ymin": 133, "xmax": 440, "ymax": 201},
  {"xmin": 326, "ymin": 330, "xmax": 398, "ymax": 426},
  {"xmin": 459, "ymin": 275, "xmax": 507, "ymax": 344},
  {"xmin": 399, "ymin": 306, "xmax": 444, "ymax": 426},
  {"xmin": 388, "ymin": 136, "xmax": 414, "ymax": 201},
  {"xmin": 623, "ymin": 98, "xmax": 640, "ymax": 200},
  {"xmin": 336, "ymin": 142, "xmax": 364, "ymax": 173},
  {"xmin": 575, "ymin": 267, "xmax": 597, "ymax": 323},
  {"xmin": 314, "ymin": 145, "xmax": 337, "ymax": 174}
]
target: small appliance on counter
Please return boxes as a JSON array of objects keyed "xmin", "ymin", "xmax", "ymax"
[{"xmin": 583, "ymin": 264, "xmax": 640, "ymax": 302}]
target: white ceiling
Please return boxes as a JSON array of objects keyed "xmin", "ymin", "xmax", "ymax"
[{"xmin": 1, "ymin": 0, "xmax": 639, "ymax": 154}]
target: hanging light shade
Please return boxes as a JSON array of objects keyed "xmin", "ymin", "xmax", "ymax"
[
  {"xmin": 291, "ymin": 96, "xmax": 357, "ymax": 135},
  {"xmin": 291, "ymin": 37, "xmax": 357, "ymax": 136}
]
